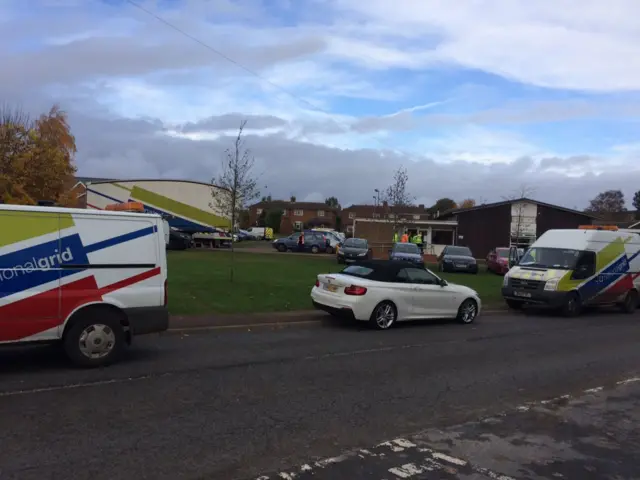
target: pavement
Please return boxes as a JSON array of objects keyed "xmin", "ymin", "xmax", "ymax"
[{"xmin": 1, "ymin": 311, "xmax": 639, "ymax": 480}]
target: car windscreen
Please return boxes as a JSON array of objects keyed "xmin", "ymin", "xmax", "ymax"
[
  {"xmin": 344, "ymin": 239, "xmax": 367, "ymax": 249},
  {"xmin": 519, "ymin": 247, "xmax": 580, "ymax": 270},
  {"xmin": 394, "ymin": 244, "xmax": 419, "ymax": 254},
  {"xmin": 340, "ymin": 265, "xmax": 375, "ymax": 278},
  {"xmin": 446, "ymin": 246, "xmax": 472, "ymax": 256}
]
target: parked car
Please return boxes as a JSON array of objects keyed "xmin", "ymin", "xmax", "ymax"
[
  {"xmin": 311, "ymin": 260, "xmax": 481, "ymax": 329},
  {"xmin": 272, "ymin": 231, "xmax": 329, "ymax": 254},
  {"xmin": 389, "ymin": 242, "xmax": 424, "ymax": 266},
  {"xmin": 234, "ymin": 229, "xmax": 252, "ymax": 242},
  {"xmin": 313, "ymin": 229, "xmax": 342, "ymax": 253},
  {"xmin": 337, "ymin": 237, "xmax": 371, "ymax": 263},
  {"xmin": 486, "ymin": 247, "xmax": 510, "ymax": 274},
  {"xmin": 168, "ymin": 228, "xmax": 191, "ymax": 250},
  {"xmin": 437, "ymin": 245, "xmax": 478, "ymax": 274}
]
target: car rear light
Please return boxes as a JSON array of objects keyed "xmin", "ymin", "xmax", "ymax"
[
  {"xmin": 344, "ymin": 285, "xmax": 367, "ymax": 296},
  {"xmin": 164, "ymin": 279, "xmax": 168, "ymax": 306},
  {"xmin": 315, "ymin": 279, "xmax": 320, "ymax": 287}
]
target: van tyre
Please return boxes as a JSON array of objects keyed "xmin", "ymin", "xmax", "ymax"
[
  {"xmin": 561, "ymin": 292, "xmax": 581, "ymax": 317},
  {"xmin": 621, "ymin": 290, "xmax": 638, "ymax": 314},
  {"xmin": 63, "ymin": 310, "xmax": 126, "ymax": 368}
]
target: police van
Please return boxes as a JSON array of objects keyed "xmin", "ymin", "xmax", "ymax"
[
  {"xmin": 502, "ymin": 225, "xmax": 640, "ymax": 316},
  {"xmin": 0, "ymin": 202, "xmax": 169, "ymax": 367}
]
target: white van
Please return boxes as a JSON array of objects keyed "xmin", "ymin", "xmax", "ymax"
[
  {"xmin": 0, "ymin": 204, "xmax": 169, "ymax": 367},
  {"xmin": 502, "ymin": 226, "xmax": 640, "ymax": 316}
]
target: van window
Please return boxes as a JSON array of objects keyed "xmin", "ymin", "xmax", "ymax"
[
  {"xmin": 519, "ymin": 247, "xmax": 581, "ymax": 270},
  {"xmin": 572, "ymin": 251, "xmax": 596, "ymax": 279}
]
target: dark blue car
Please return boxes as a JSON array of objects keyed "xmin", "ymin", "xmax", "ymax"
[
  {"xmin": 272, "ymin": 231, "xmax": 329, "ymax": 254},
  {"xmin": 389, "ymin": 242, "xmax": 424, "ymax": 266}
]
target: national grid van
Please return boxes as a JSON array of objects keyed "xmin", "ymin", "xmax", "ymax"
[
  {"xmin": 0, "ymin": 203, "xmax": 169, "ymax": 367},
  {"xmin": 502, "ymin": 226, "xmax": 640, "ymax": 316}
]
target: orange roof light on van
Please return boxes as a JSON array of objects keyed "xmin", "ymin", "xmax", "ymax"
[
  {"xmin": 579, "ymin": 225, "xmax": 618, "ymax": 231},
  {"xmin": 105, "ymin": 202, "xmax": 145, "ymax": 212}
]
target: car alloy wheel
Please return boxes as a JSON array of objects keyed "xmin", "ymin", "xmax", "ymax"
[
  {"xmin": 457, "ymin": 299, "xmax": 477, "ymax": 324},
  {"xmin": 371, "ymin": 301, "xmax": 396, "ymax": 330}
]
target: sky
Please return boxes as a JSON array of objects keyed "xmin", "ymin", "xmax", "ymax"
[{"xmin": 2, "ymin": 0, "xmax": 640, "ymax": 210}]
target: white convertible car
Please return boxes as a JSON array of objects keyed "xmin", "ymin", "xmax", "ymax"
[{"xmin": 311, "ymin": 260, "xmax": 481, "ymax": 330}]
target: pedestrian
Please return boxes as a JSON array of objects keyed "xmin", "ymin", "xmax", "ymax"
[
  {"xmin": 298, "ymin": 231, "xmax": 305, "ymax": 252},
  {"xmin": 393, "ymin": 231, "xmax": 399, "ymax": 243},
  {"xmin": 401, "ymin": 232, "xmax": 409, "ymax": 243}
]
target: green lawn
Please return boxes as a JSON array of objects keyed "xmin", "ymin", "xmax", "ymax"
[{"xmin": 167, "ymin": 251, "xmax": 505, "ymax": 315}]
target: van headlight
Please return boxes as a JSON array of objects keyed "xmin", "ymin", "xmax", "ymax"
[
  {"xmin": 503, "ymin": 275, "xmax": 509, "ymax": 287},
  {"xmin": 544, "ymin": 278, "xmax": 559, "ymax": 291}
]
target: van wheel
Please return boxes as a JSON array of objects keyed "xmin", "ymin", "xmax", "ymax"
[
  {"xmin": 326, "ymin": 246, "xmax": 333, "ymax": 254},
  {"xmin": 561, "ymin": 292, "xmax": 581, "ymax": 317},
  {"xmin": 620, "ymin": 290, "xmax": 638, "ymax": 314},
  {"xmin": 63, "ymin": 309, "xmax": 126, "ymax": 368}
]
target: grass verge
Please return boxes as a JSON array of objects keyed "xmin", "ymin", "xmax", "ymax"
[{"xmin": 167, "ymin": 251, "xmax": 504, "ymax": 315}]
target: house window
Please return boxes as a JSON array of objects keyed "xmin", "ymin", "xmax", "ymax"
[
  {"xmin": 347, "ymin": 225, "xmax": 353, "ymax": 233},
  {"xmin": 282, "ymin": 209, "xmax": 288, "ymax": 216},
  {"xmin": 294, "ymin": 209, "xmax": 303, "ymax": 216},
  {"xmin": 294, "ymin": 221, "xmax": 303, "ymax": 230},
  {"xmin": 317, "ymin": 210, "xmax": 325, "ymax": 217},
  {"xmin": 413, "ymin": 215, "xmax": 420, "ymax": 220},
  {"xmin": 372, "ymin": 213, "xmax": 380, "ymax": 219},
  {"xmin": 348, "ymin": 212, "xmax": 356, "ymax": 219},
  {"xmin": 256, "ymin": 208, "xmax": 263, "ymax": 215}
]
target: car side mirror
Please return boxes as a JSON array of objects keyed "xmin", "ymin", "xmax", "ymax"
[{"xmin": 439, "ymin": 278, "xmax": 448, "ymax": 287}]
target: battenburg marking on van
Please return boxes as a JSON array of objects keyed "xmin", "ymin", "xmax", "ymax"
[{"xmin": 0, "ymin": 212, "xmax": 75, "ymax": 248}]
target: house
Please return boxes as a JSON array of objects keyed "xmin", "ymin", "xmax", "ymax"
[
  {"xmin": 437, "ymin": 198, "xmax": 601, "ymax": 258},
  {"xmin": 342, "ymin": 202, "xmax": 431, "ymax": 234},
  {"xmin": 248, "ymin": 200, "xmax": 339, "ymax": 234},
  {"xmin": 68, "ymin": 176, "xmax": 118, "ymax": 208}
]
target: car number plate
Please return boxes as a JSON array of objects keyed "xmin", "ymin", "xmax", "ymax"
[
  {"xmin": 455, "ymin": 263, "xmax": 466, "ymax": 268},
  {"xmin": 324, "ymin": 284, "xmax": 338, "ymax": 292},
  {"xmin": 345, "ymin": 258, "xmax": 355, "ymax": 263},
  {"xmin": 514, "ymin": 291, "xmax": 532, "ymax": 298}
]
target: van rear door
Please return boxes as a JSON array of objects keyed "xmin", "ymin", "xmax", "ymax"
[{"xmin": 0, "ymin": 209, "xmax": 64, "ymax": 343}]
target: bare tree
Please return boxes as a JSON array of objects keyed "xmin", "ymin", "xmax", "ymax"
[
  {"xmin": 502, "ymin": 184, "xmax": 536, "ymax": 246},
  {"xmin": 384, "ymin": 166, "xmax": 414, "ymax": 233},
  {"xmin": 210, "ymin": 120, "xmax": 260, "ymax": 282}
]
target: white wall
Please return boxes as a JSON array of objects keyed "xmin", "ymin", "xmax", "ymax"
[{"xmin": 510, "ymin": 201, "xmax": 537, "ymax": 238}]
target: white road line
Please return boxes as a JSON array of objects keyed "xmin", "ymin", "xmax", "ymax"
[{"xmin": 431, "ymin": 452, "xmax": 468, "ymax": 466}]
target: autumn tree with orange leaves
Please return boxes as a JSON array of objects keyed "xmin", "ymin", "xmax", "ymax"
[
  {"xmin": 459, "ymin": 198, "xmax": 476, "ymax": 209},
  {"xmin": 0, "ymin": 104, "xmax": 77, "ymax": 206}
]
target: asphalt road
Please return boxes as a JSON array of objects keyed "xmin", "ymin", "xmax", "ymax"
[{"xmin": 1, "ymin": 310, "xmax": 640, "ymax": 480}]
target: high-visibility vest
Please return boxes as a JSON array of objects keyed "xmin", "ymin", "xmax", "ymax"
[
  {"xmin": 393, "ymin": 233, "xmax": 398, "ymax": 242},
  {"xmin": 415, "ymin": 235, "xmax": 422, "ymax": 244},
  {"xmin": 401, "ymin": 234, "xmax": 409, "ymax": 243}
]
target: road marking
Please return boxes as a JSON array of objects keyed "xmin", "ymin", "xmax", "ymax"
[
  {"xmin": 258, "ymin": 377, "xmax": 640, "ymax": 480},
  {"xmin": 0, "ymin": 373, "xmax": 170, "ymax": 398}
]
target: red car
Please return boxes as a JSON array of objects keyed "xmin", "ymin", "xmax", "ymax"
[{"xmin": 486, "ymin": 247, "xmax": 510, "ymax": 274}]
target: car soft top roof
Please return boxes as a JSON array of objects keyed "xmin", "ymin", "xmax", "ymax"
[{"xmin": 342, "ymin": 260, "xmax": 420, "ymax": 282}]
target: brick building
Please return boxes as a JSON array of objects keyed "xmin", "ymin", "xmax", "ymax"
[
  {"xmin": 341, "ymin": 202, "xmax": 431, "ymax": 235},
  {"xmin": 248, "ymin": 200, "xmax": 339, "ymax": 234}
]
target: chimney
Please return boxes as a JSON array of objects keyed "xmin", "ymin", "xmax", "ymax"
[
  {"xmin": 382, "ymin": 200, "xmax": 388, "ymax": 208},
  {"xmin": 418, "ymin": 204, "xmax": 424, "ymax": 209}
]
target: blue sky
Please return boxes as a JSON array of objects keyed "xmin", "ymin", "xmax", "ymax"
[{"xmin": 2, "ymin": 0, "xmax": 640, "ymax": 208}]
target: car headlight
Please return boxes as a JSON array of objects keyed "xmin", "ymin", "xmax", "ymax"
[
  {"xmin": 338, "ymin": 250, "xmax": 345, "ymax": 255},
  {"xmin": 358, "ymin": 252, "xmax": 366, "ymax": 256},
  {"xmin": 544, "ymin": 278, "xmax": 559, "ymax": 291},
  {"xmin": 503, "ymin": 275, "xmax": 509, "ymax": 287},
  {"xmin": 443, "ymin": 258, "xmax": 452, "ymax": 263}
]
